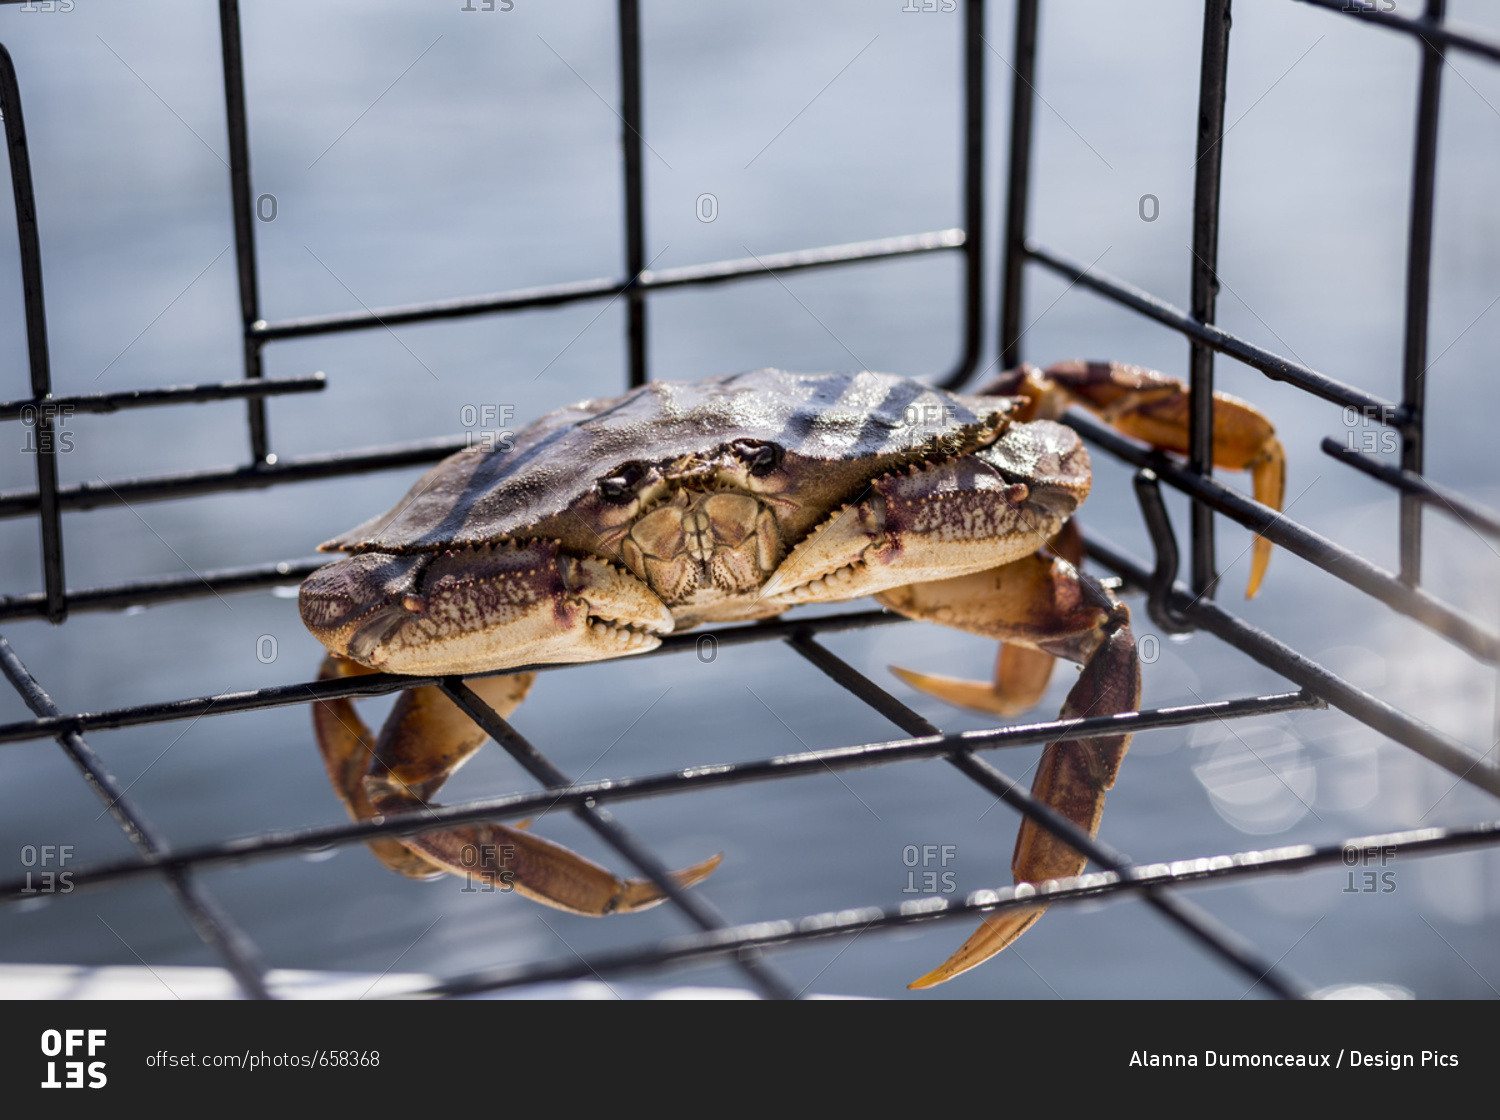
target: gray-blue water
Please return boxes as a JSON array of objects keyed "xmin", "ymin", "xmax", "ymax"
[{"xmin": 1, "ymin": 0, "xmax": 1498, "ymax": 999}]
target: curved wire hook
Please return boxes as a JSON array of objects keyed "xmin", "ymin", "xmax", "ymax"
[{"xmin": 1132, "ymin": 468, "xmax": 1196, "ymax": 635}]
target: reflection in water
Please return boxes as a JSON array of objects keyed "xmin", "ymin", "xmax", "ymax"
[{"xmin": 1190, "ymin": 720, "xmax": 1316, "ymax": 836}]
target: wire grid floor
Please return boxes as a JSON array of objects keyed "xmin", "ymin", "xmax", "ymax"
[{"xmin": 2, "ymin": 0, "xmax": 1498, "ymax": 998}]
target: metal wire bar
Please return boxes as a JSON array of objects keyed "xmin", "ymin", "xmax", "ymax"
[
  {"xmin": 0, "ymin": 434, "xmax": 468, "ymax": 519},
  {"xmin": 1398, "ymin": 0, "xmax": 1446, "ymax": 586},
  {"xmin": 0, "ymin": 635, "xmax": 271, "ymax": 999},
  {"xmin": 0, "ymin": 607, "xmax": 898, "ymax": 745},
  {"xmin": 249, "ymin": 230, "xmax": 965, "ymax": 341},
  {"xmin": 240, "ymin": 0, "xmax": 988, "ymax": 391},
  {"xmin": 1, "ymin": 43, "xmax": 64, "ymax": 623},
  {"xmin": 786, "ymin": 630, "xmax": 1310, "ymax": 999},
  {"xmin": 0, "ymin": 688, "xmax": 1320, "ymax": 898},
  {"xmin": 0, "ymin": 606, "xmax": 1309, "ymax": 751},
  {"xmin": 943, "ymin": 0, "xmax": 986, "ymax": 391},
  {"xmin": 618, "ymin": 0, "xmax": 648, "ymax": 388},
  {"xmin": 0, "ymin": 42, "xmax": 48, "ymax": 435},
  {"xmin": 0, "ymin": 0, "xmax": 1494, "ymax": 1002},
  {"xmin": 1068, "ymin": 411, "xmax": 1500, "ymax": 664},
  {"xmin": 218, "ymin": 0, "xmax": 268, "ymax": 464},
  {"xmin": 1296, "ymin": 0, "xmax": 1500, "ymax": 63},
  {"xmin": 1081, "ymin": 530, "xmax": 1500, "ymax": 800},
  {"xmin": 441, "ymin": 680, "xmax": 798, "ymax": 1000},
  {"xmin": 0, "ymin": 557, "xmax": 319, "ymax": 623},
  {"xmin": 1024, "ymin": 241, "xmax": 1405, "ymax": 421},
  {"xmin": 1132, "ymin": 469, "xmax": 1197, "ymax": 635},
  {"xmin": 406, "ymin": 819, "xmax": 1500, "ymax": 998},
  {"xmin": 1321, "ymin": 438, "xmax": 1500, "ymax": 539},
  {"xmin": 0, "ymin": 374, "xmax": 325, "ymax": 423},
  {"xmin": 997, "ymin": 0, "xmax": 1037, "ymax": 370},
  {"xmin": 1188, "ymin": 0, "xmax": 1231, "ymax": 598}
]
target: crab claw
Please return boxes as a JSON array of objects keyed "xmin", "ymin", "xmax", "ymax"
[
  {"xmin": 761, "ymin": 421, "xmax": 1090, "ymax": 607},
  {"xmin": 300, "ymin": 539, "xmax": 673, "ymax": 675},
  {"xmin": 1032, "ymin": 361, "xmax": 1286, "ymax": 598}
]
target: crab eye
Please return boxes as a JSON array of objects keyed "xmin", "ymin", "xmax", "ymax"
[
  {"xmin": 731, "ymin": 440, "xmax": 782, "ymax": 477},
  {"xmin": 598, "ymin": 462, "xmax": 646, "ymax": 504}
]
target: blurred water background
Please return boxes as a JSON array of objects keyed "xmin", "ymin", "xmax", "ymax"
[{"xmin": 1, "ymin": 0, "xmax": 1498, "ymax": 999}]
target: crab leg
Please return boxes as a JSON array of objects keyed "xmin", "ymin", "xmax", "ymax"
[
  {"xmin": 949, "ymin": 522, "xmax": 1085, "ymax": 717},
  {"xmin": 314, "ymin": 655, "xmax": 456, "ymax": 879},
  {"xmin": 875, "ymin": 555, "xmax": 1141, "ymax": 988},
  {"xmin": 883, "ymin": 550, "xmax": 1107, "ymax": 716},
  {"xmin": 990, "ymin": 360, "xmax": 1286, "ymax": 597},
  {"xmin": 313, "ymin": 656, "xmax": 720, "ymax": 914}
]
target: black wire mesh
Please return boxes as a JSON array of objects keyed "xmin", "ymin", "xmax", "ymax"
[{"xmin": 2, "ymin": 0, "xmax": 1498, "ymax": 999}]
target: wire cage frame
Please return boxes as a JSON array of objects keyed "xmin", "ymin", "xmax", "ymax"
[{"xmin": 0, "ymin": 0, "xmax": 1497, "ymax": 1000}]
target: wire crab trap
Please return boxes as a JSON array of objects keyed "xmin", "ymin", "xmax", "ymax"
[{"xmin": 1, "ymin": 0, "xmax": 1498, "ymax": 1001}]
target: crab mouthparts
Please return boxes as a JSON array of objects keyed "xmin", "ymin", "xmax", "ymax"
[{"xmin": 621, "ymin": 489, "xmax": 781, "ymax": 607}]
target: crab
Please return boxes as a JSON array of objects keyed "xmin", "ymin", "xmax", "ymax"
[{"xmin": 299, "ymin": 362, "xmax": 1284, "ymax": 990}]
